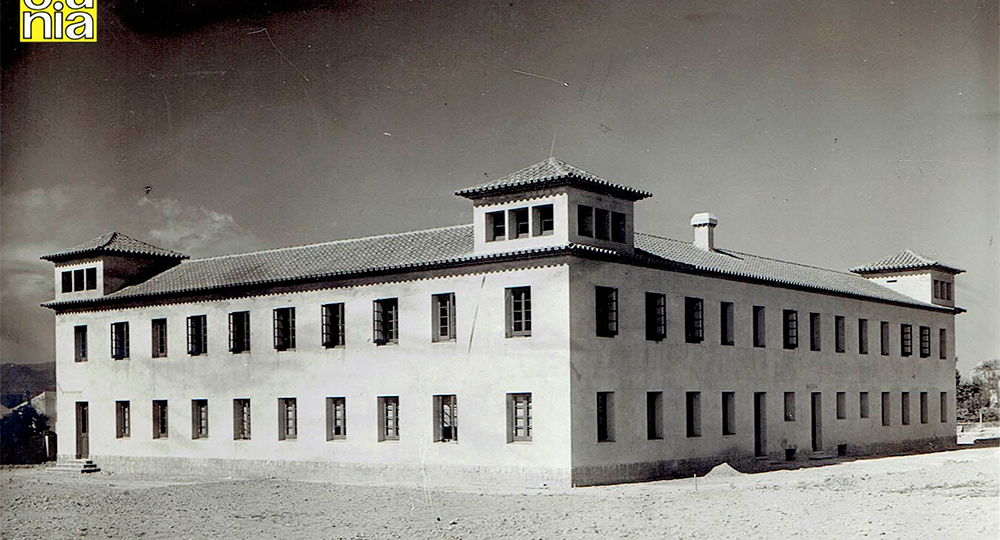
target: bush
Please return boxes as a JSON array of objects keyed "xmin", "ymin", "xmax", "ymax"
[{"xmin": 1, "ymin": 406, "xmax": 51, "ymax": 464}]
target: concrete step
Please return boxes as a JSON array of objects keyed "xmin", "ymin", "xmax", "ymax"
[{"xmin": 47, "ymin": 459, "xmax": 101, "ymax": 473}]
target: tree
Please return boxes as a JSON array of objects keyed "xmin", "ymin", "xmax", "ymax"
[{"xmin": 0, "ymin": 405, "xmax": 51, "ymax": 464}]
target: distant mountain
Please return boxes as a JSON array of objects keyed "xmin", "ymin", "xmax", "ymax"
[{"xmin": 1, "ymin": 363, "xmax": 55, "ymax": 408}]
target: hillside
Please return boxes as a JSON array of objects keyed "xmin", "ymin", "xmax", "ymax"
[{"xmin": 1, "ymin": 363, "xmax": 55, "ymax": 408}]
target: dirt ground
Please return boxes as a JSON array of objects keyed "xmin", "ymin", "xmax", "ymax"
[{"xmin": 2, "ymin": 447, "xmax": 997, "ymax": 540}]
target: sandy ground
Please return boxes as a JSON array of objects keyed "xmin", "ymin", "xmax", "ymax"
[{"xmin": 2, "ymin": 448, "xmax": 997, "ymax": 540}]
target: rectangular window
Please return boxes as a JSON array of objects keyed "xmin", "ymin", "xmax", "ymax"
[
  {"xmin": 901, "ymin": 324, "xmax": 912, "ymax": 357},
  {"xmin": 326, "ymin": 397, "xmax": 347, "ymax": 441},
  {"xmin": 153, "ymin": 400, "xmax": 168, "ymax": 439},
  {"xmin": 278, "ymin": 398, "xmax": 297, "ymax": 440},
  {"xmin": 611, "ymin": 211, "xmax": 627, "ymax": 243},
  {"xmin": 685, "ymin": 297, "xmax": 704, "ymax": 343},
  {"xmin": 596, "ymin": 392, "xmax": 615, "ymax": 442},
  {"xmin": 860, "ymin": 392, "xmax": 870, "ymax": 419},
  {"xmin": 784, "ymin": 392, "xmax": 795, "ymax": 421},
  {"xmin": 577, "ymin": 205, "xmax": 594, "ymax": 237},
  {"xmin": 507, "ymin": 393, "xmax": 532, "ymax": 442},
  {"xmin": 881, "ymin": 321, "xmax": 890, "ymax": 355},
  {"xmin": 595, "ymin": 286, "xmax": 619, "ymax": 338},
  {"xmin": 273, "ymin": 308, "xmax": 296, "ymax": 350},
  {"xmin": 945, "ymin": 282, "xmax": 953, "ymax": 300},
  {"xmin": 373, "ymin": 298, "xmax": 399, "ymax": 345},
  {"xmin": 939, "ymin": 329, "xmax": 947, "ymax": 359},
  {"xmin": 940, "ymin": 392, "xmax": 948, "ymax": 423},
  {"xmin": 378, "ymin": 396, "xmax": 399, "ymax": 441},
  {"xmin": 61, "ymin": 271, "xmax": 72, "ymax": 293},
  {"xmin": 881, "ymin": 392, "xmax": 891, "ymax": 426},
  {"xmin": 919, "ymin": 326, "xmax": 930, "ymax": 358},
  {"xmin": 151, "ymin": 318, "xmax": 168, "ymax": 358},
  {"xmin": 722, "ymin": 392, "xmax": 736, "ymax": 435},
  {"xmin": 505, "ymin": 287, "xmax": 532, "ymax": 337},
  {"xmin": 115, "ymin": 401, "xmax": 130, "ymax": 438},
  {"xmin": 186, "ymin": 315, "xmax": 207, "ymax": 356},
  {"xmin": 646, "ymin": 391, "xmax": 663, "ymax": 440},
  {"xmin": 233, "ymin": 399, "xmax": 251, "ymax": 440},
  {"xmin": 508, "ymin": 207, "xmax": 530, "ymax": 239},
  {"xmin": 721, "ymin": 302, "xmax": 735, "ymax": 346},
  {"xmin": 532, "ymin": 204, "xmax": 554, "ymax": 236},
  {"xmin": 933, "ymin": 279, "xmax": 941, "ymax": 299},
  {"xmin": 432, "ymin": 293, "xmax": 456, "ymax": 342},
  {"xmin": 111, "ymin": 321, "xmax": 130, "ymax": 360},
  {"xmin": 835, "ymin": 316, "xmax": 845, "ymax": 353},
  {"xmin": 858, "ymin": 319, "xmax": 869, "ymax": 354},
  {"xmin": 901, "ymin": 392, "xmax": 910, "ymax": 425},
  {"xmin": 782, "ymin": 309, "xmax": 797, "ymax": 349},
  {"xmin": 685, "ymin": 392, "xmax": 701, "ymax": 437},
  {"xmin": 645, "ymin": 293, "xmax": 666, "ymax": 341},
  {"xmin": 920, "ymin": 392, "xmax": 928, "ymax": 424},
  {"xmin": 73, "ymin": 269, "xmax": 84, "ymax": 291},
  {"xmin": 594, "ymin": 208, "xmax": 611, "ymax": 240},
  {"xmin": 321, "ymin": 303, "xmax": 345, "ymax": 348},
  {"xmin": 433, "ymin": 395, "xmax": 457, "ymax": 442},
  {"xmin": 74, "ymin": 325, "xmax": 88, "ymax": 362},
  {"xmin": 229, "ymin": 311, "xmax": 251, "ymax": 353},
  {"xmin": 809, "ymin": 313, "xmax": 821, "ymax": 351},
  {"xmin": 486, "ymin": 210, "xmax": 505, "ymax": 242},
  {"xmin": 192, "ymin": 399, "xmax": 209, "ymax": 439},
  {"xmin": 85, "ymin": 267, "xmax": 97, "ymax": 290},
  {"xmin": 750, "ymin": 306, "xmax": 765, "ymax": 348},
  {"xmin": 836, "ymin": 392, "xmax": 846, "ymax": 419}
]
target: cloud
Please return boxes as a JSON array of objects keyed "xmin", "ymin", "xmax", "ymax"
[{"xmin": 137, "ymin": 196, "xmax": 263, "ymax": 256}]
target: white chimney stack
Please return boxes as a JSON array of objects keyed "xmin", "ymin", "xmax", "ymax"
[{"xmin": 690, "ymin": 213, "xmax": 718, "ymax": 251}]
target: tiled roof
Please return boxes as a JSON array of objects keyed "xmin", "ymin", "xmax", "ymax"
[
  {"xmin": 41, "ymin": 232, "xmax": 188, "ymax": 261},
  {"xmin": 455, "ymin": 157, "xmax": 653, "ymax": 201},
  {"xmin": 850, "ymin": 249, "xmax": 965, "ymax": 275}
]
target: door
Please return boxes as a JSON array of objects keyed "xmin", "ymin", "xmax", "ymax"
[
  {"xmin": 76, "ymin": 402, "xmax": 89, "ymax": 459},
  {"xmin": 754, "ymin": 392, "xmax": 767, "ymax": 457},
  {"xmin": 811, "ymin": 392, "xmax": 822, "ymax": 452}
]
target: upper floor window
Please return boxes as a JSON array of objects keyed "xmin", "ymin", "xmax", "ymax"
[
  {"xmin": 61, "ymin": 271, "xmax": 72, "ymax": 293},
  {"xmin": 594, "ymin": 208, "xmax": 611, "ymax": 240},
  {"xmin": 783, "ymin": 309, "xmax": 798, "ymax": 350},
  {"xmin": 508, "ymin": 208, "xmax": 529, "ymax": 239},
  {"xmin": 933, "ymin": 279, "xmax": 942, "ymax": 299},
  {"xmin": 187, "ymin": 315, "xmax": 207, "ymax": 356},
  {"xmin": 881, "ymin": 321, "xmax": 890, "ymax": 355},
  {"xmin": 858, "ymin": 319, "xmax": 869, "ymax": 355},
  {"xmin": 645, "ymin": 292, "xmax": 666, "ymax": 341},
  {"xmin": 901, "ymin": 324, "xmax": 912, "ymax": 357},
  {"xmin": 506, "ymin": 287, "xmax": 531, "ymax": 337},
  {"xmin": 73, "ymin": 269, "xmax": 84, "ymax": 291},
  {"xmin": 684, "ymin": 297, "xmax": 704, "ymax": 343},
  {"xmin": 373, "ymin": 298, "xmax": 399, "ymax": 345},
  {"xmin": 433, "ymin": 293, "xmax": 456, "ymax": 342},
  {"xmin": 486, "ymin": 211, "xmax": 506, "ymax": 242},
  {"xmin": 74, "ymin": 325, "xmax": 87, "ymax": 362},
  {"xmin": 533, "ymin": 204, "xmax": 554, "ymax": 236},
  {"xmin": 85, "ymin": 268, "xmax": 96, "ymax": 290},
  {"xmin": 944, "ymin": 281, "xmax": 953, "ymax": 300},
  {"xmin": 835, "ymin": 316, "xmax": 845, "ymax": 353},
  {"xmin": 939, "ymin": 329, "xmax": 947, "ymax": 359},
  {"xmin": 809, "ymin": 313, "xmax": 821, "ymax": 351},
  {"xmin": 754, "ymin": 306, "xmax": 767, "ymax": 348},
  {"xmin": 229, "ymin": 311, "xmax": 251, "ymax": 353},
  {"xmin": 321, "ymin": 303, "xmax": 345, "ymax": 348},
  {"xmin": 919, "ymin": 326, "xmax": 930, "ymax": 358},
  {"xmin": 61, "ymin": 267, "xmax": 97, "ymax": 292},
  {"xmin": 273, "ymin": 308, "xmax": 296, "ymax": 351},
  {"xmin": 151, "ymin": 318, "xmax": 168, "ymax": 358},
  {"xmin": 578, "ymin": 205, "xmax": 594, "ymax": 237},
  {"xmin": 721, "ymin": 302, "xmax": 735, "ymax": 346},
  {"xmin": 611, "ymin": 212, "xmax": 626, "ymax": 243},
  {"xmin": 595, "ymin": 286, "xmax": 618, "ymax": 338},
  {"xmin": 111, "ymin": 321, "xmax": 129, "ymax": 360}
]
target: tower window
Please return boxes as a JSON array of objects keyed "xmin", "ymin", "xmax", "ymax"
[
  {"xmin": 532, "ymin": 204, "xmax": 554, "ymax": 236},
  {"xmin": 486, "ymin": 211, "xmax": 506, "ymax": 242}
]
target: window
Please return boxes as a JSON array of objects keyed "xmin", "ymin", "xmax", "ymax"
[
  {"xmin": 278, "ymin": 398, "xmax": 297, "ymax": 440},
  {"xmin": 373, "ymin": 299, "xmax": 399, "ymax": 345},
  {"xmin": 595, "ymin": 287, "xmax": 619, "ymax": 337},
  {"xmin": 860, "ymin": 392, "xmax": 870, "ymax": 419},
  {"xmin": 784, "ymin": 392, "xmax": 795, "ymax": 421},
  {"xmin": 596, "ymin": 392, "xmax": 615, "ymax": 442},
  {"xmin": 947, "ymin": 282, "xmax": 953, "ymax": 300},
  {"xmin": 919, "ymin": 326, "xmax": 930, "ymax": 358},
  {"xmin": 233, "ymin": 399, "xmax": 251, "ymax": 440},
  {"xmin": 115, "ymin": 401, "xmax": 130, "ymax": 438},
  {"xmin": 721, "ymin": 302, "xmax": 735, "ymax": 346},
  {"xmin": 153, "ymin": 400, "xmax": 168, "ymax": 439},
  {"xmin": 508, "ymin": 207, "xmax": 529, "ymax": 239},
  {"xmin": 326, "ymin": 397, "xmax": 347, "ymax": 441},
  {"xmin": 433, "ymin": 395, "xmax": 457, "ymax": 442},
  {"xmin": 901, "ymin": 324, "xmax": 912, "ymax": 357},
  {"xmin": 73, "ymin": 269, "xmax": 84, "ymax": 291},
  {"xmin": 192, "ymin": 399, "xmax": 209, "ymax": 439},
  {"xmin": 577, "ymin": 205, "xmax": 594, "ymax": 237},
  {"xmin": 782, "ymin": 309, "xmax": 797, "ymax": 349},
  {"xmin": 646, "ymin": 391, "xmax": 663, "ymax": 440},
  {"xmin": 594, "ymin": 208, "xmax": 611, "ymax": 240},
  {"xmin": 722, "ymin": 392, "xmax": 736, "ymax": 435},
  {"xmin": 901, "ymin": 392, "xmax": 910, "ymax": 425},
  {"xmin": 151, "ymin": 318, "xmax": 167, "ymax": 358},
  {"xmin": 939, "ymin": 329, "xmax": 947, "ymax": 359},
  {"xmin": 920, "ymin": 392, "xmax": 928, "ymax": 424},
  {"xmin": 750, "ymin": 306, "xmax": 765, "ymax": 348},
  {"xmin": 881, "ymin": 392, "xmax": 890, "ymax": 426},
  {"xmin": 74, "ymin": 325, "xmax": 87, "ymax": 362},
  {"xmin": 809, "ymin": 313, "xmax": 821, "ymax": 351},
  {"xmin": 858, "ymin": 319, "xmax": 869, "ymax": 354},
  {"xmin": 186, "ymin": 315, "xmax": 207, "ymax": 356},
  {"xmin": 432, "ymin": 293, "xmax": 456, "ymax": 342},
  {"xmin": 685, "ymin": 297, "xmax": 704, "ymax": 343},
  {"xmin": 85, "ymin": 268, "xmax": 97, "ymax": 290},
  {"xmin": 933, "ymin": 279, "xmax": 941, "ymax": 299},
  {"xmin": 111, "ymin": 321, "xmax": 129, "ymax": 360},
  {"xmin": 507, "ymin": 393, "xmax": 532, "ymax": 442},
  {"xmin": 835, "ymin": 316, "xmax": 845, "ymax": 353},
  {"xmin": 378, "ymin": 396, "xmax": 399, "ymax": 441},
  {"xmin": 273, "ymin": 308, "xmax": 296, "ymax": 350},
  {"xmin": 611, "ymin": 212, "xmax": 627, "ymax": 243},
  {"xmin": 505, "ymin": 287, "xmax": 532, "ymax": 337},
  {"xmin": 533, "ymin": 204, "xmax": 554, "ymax": 236},
  {"xmin": 836, "ymin": 392, "xmax": 846, "ymax": 419},
  {"xmin": 61, "ymin": 271, "xmax": 72, "ymax": 293},
  {"xmin": 321, "ymin": 303, "xmax": 345, "ymax": 348},
  {"xmin": 685, "ymin": 392, "xmax": 701, "ymax": 437},
  {"xmin": 880, "ymin": 322, "xmax": 890, "ymax": 355},
  {"xmin": 229, "ymin": 311, "xmax": 251, "ymax": 353},
  {"xmin": 645, "ymin": 293, "xmax": 666, "ymax": 341},
  {"xmin": 940, "ymin": 392, "xmax": 948, "ymax": 423},
  {"xmin": 486, "ymin": 210, "xmax": 505, "ymax": 242}
]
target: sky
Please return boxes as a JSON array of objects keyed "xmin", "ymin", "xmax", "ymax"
[{"xmin": 2, "ymin": 0, "xmax": 997, "ymax": 375}]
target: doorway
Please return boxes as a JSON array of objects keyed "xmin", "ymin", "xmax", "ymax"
[
  {"xmin": 76, "ymin": 402, "xmax": 89, "ymax": 459},
  {"xmin": 811, "ymin": 392, "xmax": 822, "ymax": 452},
  {"xmin": 754, "ymin": 392, "xmax": 767, "ymax": 457}
]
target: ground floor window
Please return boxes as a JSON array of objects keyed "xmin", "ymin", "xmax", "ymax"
[
  {"xmin": 115, "ymin": 401, "xmax": 130, "ymax": 438},
  {"xmin": 507, "ymin": 393, "xmax": 532, "ymax": 442},
  {"xmin": 278, "ymin": 398, "xmax": 297, "ymax": 440},
  {"xmin": 153, "ymin": 400, "xmax": 168, "ymax": 439},
  {"xmin": 433, "ymin": 395, "xmax": 457, "ymax": 442},
  {"xmin": 378, "ymin": 396, "xmax": 400, "ymax": 441},
  {"xmin": 233, "ymin": 399, "xmax": 251, "ymax": 440},
  {"xmin": 326, "ymin": 397, "xmax": 346, "ymax": 440},
  {"xmin": 192, "ymin": 399, "xmax": 209, "ymax": 439},
  {"xmin": 686, "ymin": 392, "xmax": 701, "ymax": 437}
]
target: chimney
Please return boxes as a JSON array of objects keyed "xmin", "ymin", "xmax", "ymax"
[{"xmin": 690, "ymin": 213, "xmax": 718, "ymax": 251}]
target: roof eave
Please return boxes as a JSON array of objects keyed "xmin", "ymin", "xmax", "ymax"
[{"xmin": 456, "ymin": 174, "xmax": 652, "ymax": 201}]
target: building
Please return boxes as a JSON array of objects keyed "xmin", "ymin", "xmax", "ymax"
[{"xmin": 42, "ymin": 158, "xmax": 964, "ymax": 487}]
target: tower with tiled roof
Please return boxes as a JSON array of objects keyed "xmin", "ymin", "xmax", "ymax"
[{"xmin": 851, "ymin": 249, "xmax": 964, "ymax": 308}]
